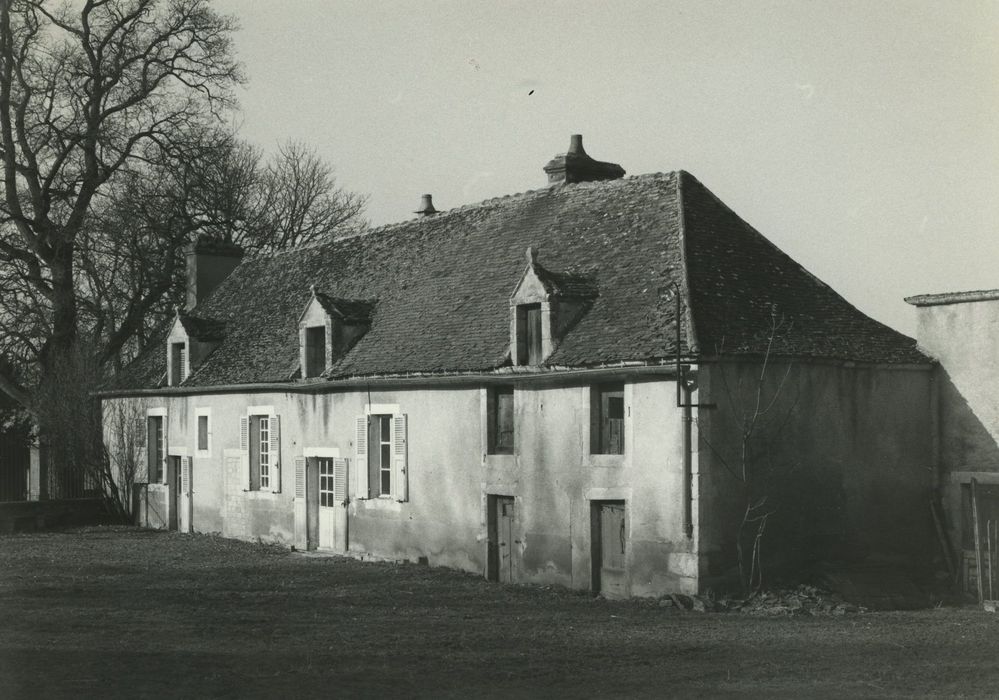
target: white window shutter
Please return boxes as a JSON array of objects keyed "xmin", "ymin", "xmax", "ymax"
[
  {"xmin": 354, "ymin": 415, "xmax": 369, "ymax": 499},
  {"xmin": 180, "ymin": 456, "xmax": 191, "ymax": 494},
  {"xmin": 269, "ymin": 415, "xmax": 281, "ymax": 492},
  {"xmin": 239, "ymin": 416, "xmax": 248, "ymax": 452},
  {"xmin": 333, "ymin": 457, "xmax": 348, "ymax": 504},
  {"xmin": 180, "ymin": 344, "xmax": 187, "ymax": 382},
  {"xmin": 392, "ymin": 413, "xmax": 408, "ymax": 502},
  {"xmin": 135, "ymin": 417, "xmax": 148, "ymax": 482},
  {"xmin": 294, "ymin": 457, "xmax": 306, "ymax": 499}
]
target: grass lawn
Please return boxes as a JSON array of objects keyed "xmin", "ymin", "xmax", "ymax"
[{"xmin": 1, "ymin": 528, "xmax": 998, "ymax": 698}]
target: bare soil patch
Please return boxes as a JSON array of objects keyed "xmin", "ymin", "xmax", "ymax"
[{"xmin": 1, "ymin": 527, "xmax": 997, "ymax": 698}]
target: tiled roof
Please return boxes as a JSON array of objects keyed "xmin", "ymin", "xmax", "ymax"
[
  {"xmin": 178, "ymin": 313, "xmax": 226, "ymax": 341},
  {"xmin": 532, "ymin": 263, "xmax": 599, "ymax": 299},
  {"xmin": 312, "ymin": 292, "xmax": 376, "ymax": 324},
  {"xmin": 110, "ymin": 171, "xmax": 928, "ymax": 390}
]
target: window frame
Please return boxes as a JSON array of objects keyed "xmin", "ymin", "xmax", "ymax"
[
  {"xmin": 487, "ymin": 385, "xmax": 515, "ymax": 455},
  {"xmin": 169, "ymin": 341, "xmax": 187, "ymax": 385},
  {"xmin": 590, "ymin": 383, "xmax": 626, "ymax": 455},
  {"xmin": 195, "ymin": 407, "xmax": 211, "ymax": 458},
  {"xmin": 148, "ymin": 415, "xmax": 165, "ymax": 483},
  {"xmin": 368, "ymin": 414, "xmax": 393, "ymax": 498},
  {"xmin": 304, "ymin": 325, "xmax": 327, "ymax": 378}
]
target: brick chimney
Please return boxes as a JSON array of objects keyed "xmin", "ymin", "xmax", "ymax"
[
  {"xmin": 185, "ymin": 234, "xmax": 244, "ymax": 310},
  {"xmin": 543, "ymin": 135, "xmax": 625, "ymax": 185}
]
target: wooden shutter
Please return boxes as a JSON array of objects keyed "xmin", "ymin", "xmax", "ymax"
[
  {"xmin": 160, "ymin": 417, "xmax": 168, "ymax": 485},
  {"xmin": 239, "ymin": 416, "xmax": 248, "ymax": 451},
  {"xmin": 392, "ymin": 414, "xmax": 408, "ymax": 502},
  {"xmin": 179, "ymin": 344, "xmax": 187, "ymax": 382},
  {"xmin": 135, "ymin": 417, "xmax": 148, "ymax": 482},
  {"xmin": 294, "ymin": 457, "xmax": 306, "ymax": 499},
  {"xmin": 354, "ymin": 416, "xmax": 369, "ymax": 499},
  {"xmin": 333, "ymin": 457, "xmax": 348, "ymax": 504},
  {"xmin": 269, "ymin": 415, "xmax": 281, "ymax": 492},
  {"xmin": 180, "ymin": 456, "xmax": 191, "ymax": 494}
]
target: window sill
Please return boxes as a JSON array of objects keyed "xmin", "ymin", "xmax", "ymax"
[
  {"xmin": 356, "ymin": 496, "xmax": 403, "ymax": 513},
  {"xmin": 586, "ymin": 454, "xmax": 625, "ymax": 468},
  {"xmin": 242, "ymin": 490, "xmax": 282, "ymax": 500},
  {"xmin": 195, "ymin": 450, "xmax": 211, "ymax": 459}
]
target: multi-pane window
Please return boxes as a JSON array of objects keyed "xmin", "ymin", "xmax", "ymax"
[
  {"xmin": 487, "ymin": 386, "xmax": 515, "ymax": 454},
  {"xmin": 516, "ymin": 304, "xmax": 543, "ymax": 365},
  {"xmin": 148, "ymin": 416, "xmax": 164, "ymax": 482},
  {"xmin": 591, "ymin": 383, "xmax": 625, "ymax": 454},
  {"xmin": 258, "ymin": 416, "xmax": 271, "ymax": 490},
  {"xmin": 319, "ymin": 458, "xmax": 335, "ymax": 507},
  {"xmin": 367, "ymin": 414, "xmax": 392, "ymax": 497}
]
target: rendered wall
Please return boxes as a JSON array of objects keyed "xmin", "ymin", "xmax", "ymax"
[
  {"xmin": 697, "ymin": 361, "xmax": 935, "ymax": 585},
  {"xmin": 103, "ymin": 377, "xmax": 695, "ymax": 596},
  {"xmin": 913, "ymin": 300, "xmax": 999, "ymax": 555}
]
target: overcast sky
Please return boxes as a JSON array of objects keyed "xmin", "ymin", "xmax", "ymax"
[{"xmin": 213, "ymin": 0, "xmax": 998, "ymax": 336}]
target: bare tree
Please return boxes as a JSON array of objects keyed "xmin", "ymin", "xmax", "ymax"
[
  {"xmin": 699, "ymin": 309, "xmax": 801, "ymax": 594},
  {"xmin": 0, "ymin": 0, "xmax": 242, "ymax": 415}
]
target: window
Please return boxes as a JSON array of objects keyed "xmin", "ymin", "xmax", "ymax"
[
  {"xmin": 368, "ymin": 414, "xmax": 392, "ymax": 496},
  {"xmin": 243, "ymin": 412, "xmax": 281, "ymax": 492},
  {"xmin": 319, "ymin": 458, "xmax": 335, "ymax": 506},
  {"xmin": 304, "ymin": 326, "xmax": 326, "ymax": 377},
  {"xmin": 148, "ymin": 416, "xmax": 164, "ymax": 482},
  {"xmin": 355, "ymin": 411, "xmax": 407, "ymax": 502},
  {"xmin": 195, "ymin": 408, "xmax": 211, "ymax": 456},
  {"xmin": 516, "ymin": 303, "xmax": 542, "ymax": 365},
  {"xmin": 487, "ymin": 386, "xmax": 515, "ymax": 454},
  {"xmin": 591, "ymin": 383, "xmax": 625, "ymax": 454},
  {"xmin": 170, "ymin": 342, "xmax": 186, "ymax": 385}
]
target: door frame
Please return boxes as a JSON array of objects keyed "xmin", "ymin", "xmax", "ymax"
[
  {"xmin": 486, "ymin": 494, "xmax": 515, "ymax": 582},
  {"xmin": 591, "ymin": 499, "xmax": 627, "ymax": 595}
]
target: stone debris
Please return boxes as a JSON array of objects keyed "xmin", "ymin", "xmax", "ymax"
[{"xmin": 657, "ymin": 585, "xmax": 867, "ymax": 616}]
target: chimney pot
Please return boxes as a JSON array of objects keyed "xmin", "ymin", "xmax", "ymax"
[
  {"xmin": 568, "ymin": 134, "xmax": 585, "ymax": 155},
  {"xmin": 415, "ymin": 194, "xmax": 438, "ymax": 217}
]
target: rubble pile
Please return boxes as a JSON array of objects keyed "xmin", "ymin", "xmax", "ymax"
[{"xmin": 658, "ymin": 585, "xmax": 866, "ymax": 616}]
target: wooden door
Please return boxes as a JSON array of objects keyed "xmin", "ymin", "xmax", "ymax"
[
  {"xmin": 487, "ymin": 496, "xmax": 516, "ymax": 583},
  {"xmin": 165, "ymin": 456, "xmax": 181, "ymax": 531},
  {"xmin": 592, "ymin": 501, "xmax": 627, "ymax": 598},
  {"xmin": 318, "ymin": 458, "xmax": 336, "ymax": 549},
  {"xmin": 316, "ymin": 457, "xmax": 349, "ymax": 553}
]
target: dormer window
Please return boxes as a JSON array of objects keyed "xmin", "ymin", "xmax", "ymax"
[
  {"xmin": 169, "ymin": 342, "xmax": 187, "ymax": 385},
  {"xmin": 305, "ymin": 326, "xmax": 327, "ymax": 378},
  {"xmin": 298, "ymin": 287, "xmax": 375, "ymax": 379},
  {"xmin": 166, "ymin": 311, "xmax": 225, "ymax": 388},
  {"xmin": 516, "ymin": 304, "xmax": 543, "ymax": 365},
  {"xmin": 510, "ymin": 247, "xmax": 597, "ymax": 367}
]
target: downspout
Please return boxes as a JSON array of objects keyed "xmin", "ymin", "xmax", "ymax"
[{"xmin": 682, "ymin": 383, "xmax": 693, "ymax": 539}]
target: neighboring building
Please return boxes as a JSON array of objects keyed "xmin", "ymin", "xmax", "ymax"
[
  {"xmin": 101, "ymin": 136, "xmax": 937, "ymax": 597},
  {"xmin": 906, "ymin": 290, "xmax": 999, "ymax": 592}
]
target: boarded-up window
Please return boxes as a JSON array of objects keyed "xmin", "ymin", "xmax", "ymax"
[
  {"xmin": 170, "ymin": 342, "xmax": 186, "ymax": 385},
  {"xmin": 590, "ymin": 383, "xmax": 625, "ymax": 455},
  {"xmin": 487, "ymin": 386, "xmax": 515, "ymax": 454},
  {"xmin": 516, "ymin": 304, "xmax": 542, "ymax": 365},
  {"xmin": 305, "ymin": 326, "xmax": 326, "ymax": 377}
]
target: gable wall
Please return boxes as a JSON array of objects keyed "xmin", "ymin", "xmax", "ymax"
[
  {"xmin": 913, "ymin": 300, "xmax": 999, "ymax": 561},
  {"xmin": 697, "ymin": 361, "xmax": 936, "ymax": 586}
]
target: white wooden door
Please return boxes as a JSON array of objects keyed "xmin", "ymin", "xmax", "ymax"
[{"xmin": 318, "ymin": 458, "xmax": 336, "ymax": 549}]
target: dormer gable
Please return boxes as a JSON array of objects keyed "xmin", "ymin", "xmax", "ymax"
[
  {"xmin": 510, "ymin": 247, "xmax": 598, "ymax": 366},
  {"xmin": 166, "ymin": 311, "xmax": 225, "ymax": 386},
  {"xmin": 298, "ymin": 287, "xmax": 376, "ymax": 379}
]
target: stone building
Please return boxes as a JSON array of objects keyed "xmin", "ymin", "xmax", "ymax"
[{"xmin": 101, "ymin": 136, "xmax": 936, "ymax": 596}]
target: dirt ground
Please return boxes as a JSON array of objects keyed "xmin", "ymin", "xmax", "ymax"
[{"xmin": 1, "ymin": 528, "xmax": 998, "ymax": 699}]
